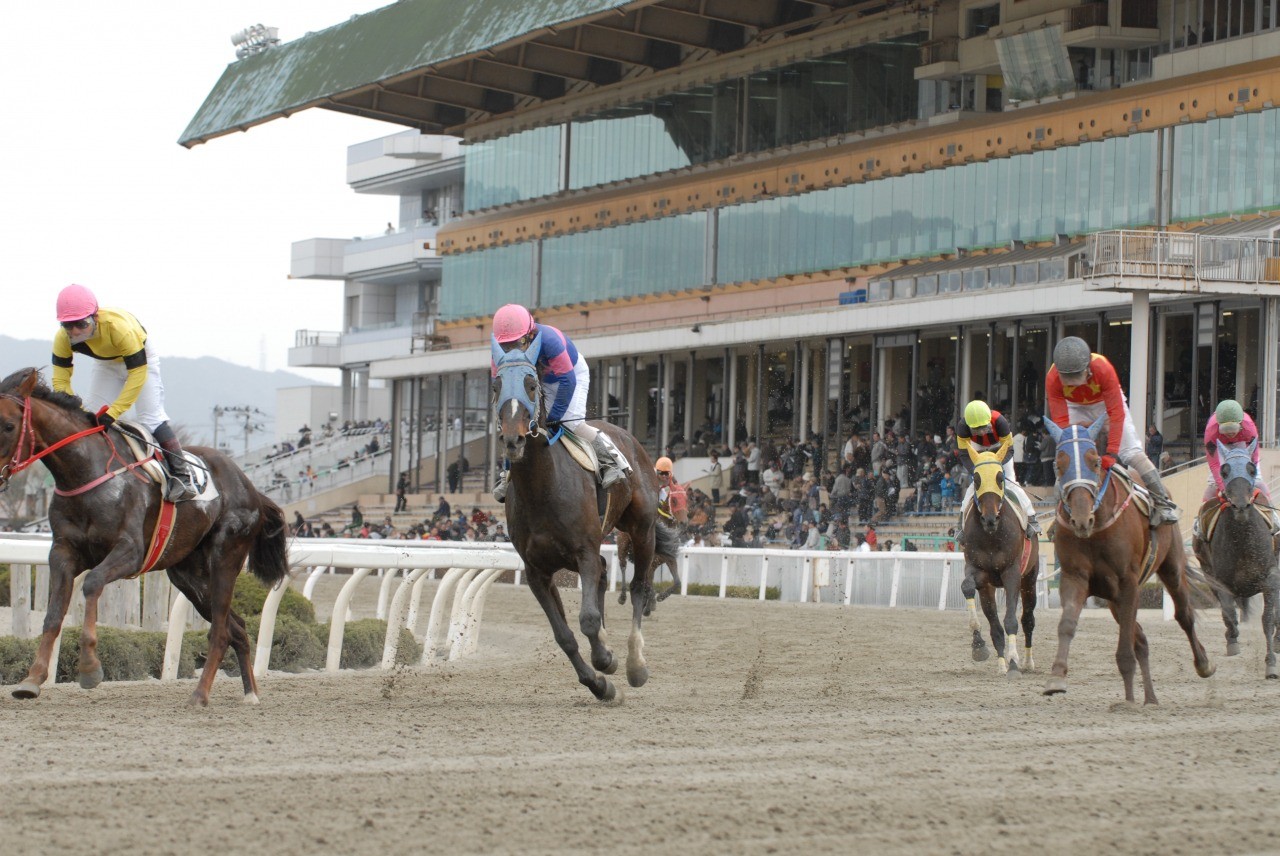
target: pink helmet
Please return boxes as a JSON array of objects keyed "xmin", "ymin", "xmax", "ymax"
[
  {"xmin": 56, "ymin": 284, "xmax": 99, "ymax": 323},
  {"xmin": 493, "ymin": 303, "xmax": 535, "ymax": 343}
]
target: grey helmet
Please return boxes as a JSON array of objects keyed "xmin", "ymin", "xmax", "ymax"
[{"xmin": 1052, "ymin": 336, "xmax": 1092, "ymax": 376}]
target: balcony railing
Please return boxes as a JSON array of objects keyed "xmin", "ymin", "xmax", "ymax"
[
  {"xmin": 295, "ymin": 330, "xmax": 341, "ymax": 347},
  {"xmin": 1067, "ymin": 2, "xmax": 1108, "ymax": 30},
  {"xmin": 919, "ymin": 37, "xmax": 958, "ymax": 65},
  {"xmin": 1087, "ymin": 230, "xmax": 1280, "ymax": 285}
]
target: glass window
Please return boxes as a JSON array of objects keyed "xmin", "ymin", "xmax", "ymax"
[
  {"xmin": 916, "ymin": 274, "xmax": 939, "ymax": 296},
  {"xmin": 868, "ymin": 279, "xmax": 894, "ymax": 301},
  {"xmin": 989, "ymin": 266, "xmax": 1013, "ymax": 287},
  {"xmin": 1015, "ymin": 263, "xmax": 1039, "ymax": 284},
  {"xmin": 893, "ymin": 277, "xmax": 916, "ymax": 299},
  {"xmin": 439, "ymin": 243, "xmax": 536, "ymax": 321},
  {"xmin": 963, "ymin": 268, "xmax": 987, "ymax": 291},
  {"xmin": 941, "ymin": 271, "xmax": 963, "ymax": 293}
]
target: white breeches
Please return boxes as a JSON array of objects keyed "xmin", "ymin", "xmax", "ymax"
[{"xmin": 77, "ymin": 346, "xmax": 171, "ymax": 430}]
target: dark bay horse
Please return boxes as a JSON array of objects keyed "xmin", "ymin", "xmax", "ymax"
[
  {"xmin": 961, "ymin": 449, "xmax": 1039, "ymax": 676},
  {"xmin": 1192, "ymin": 441, "xmax": 1280, "ymax": 678},
  {"xmin": 615, "ymin": 530, "xmax": 681, "ymax": 616},
  {"xmin": 1045, "ymin": 420, "xmax": 1213, "ymax": 703},
  {"xmin": 492, "ymin": 351, "xmax": 681, "ymax": 700},
  {"xmin": 0, "ymin": 368, "xmax": 288, "ymax": 706}
]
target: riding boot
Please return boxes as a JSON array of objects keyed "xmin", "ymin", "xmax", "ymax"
[
  {"xmin": 1140, "ymin": 474, "xmax": 1181, "ymax": 525},
  {"xmin": 493, "ymin": 470, "xmax": 508, "ymax": 504},
  {"xmin": 1025, "ymin": 515, "xmax": 1042, "ymax": 541},
  {"xmin": 159, "ymin": 438, "xmax": 198, "ymax": 502},
  {"xmin": 591, "ymin": 434, "xmax": 628, "ymax": 489}
]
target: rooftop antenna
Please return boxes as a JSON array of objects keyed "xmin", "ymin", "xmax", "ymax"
[{"xmin": 231, "ymin": 24, "xmax": 280, "ymax": 60}]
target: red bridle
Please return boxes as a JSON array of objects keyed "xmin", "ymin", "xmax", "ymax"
[{"xmin": 0, "ymin": 393, "xmax": 151, "ymax": 496}]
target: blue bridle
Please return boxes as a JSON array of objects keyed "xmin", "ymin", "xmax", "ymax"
[{"xmin": 1045, "ymin": 419, "xmax": 1111, "ymax": 515}]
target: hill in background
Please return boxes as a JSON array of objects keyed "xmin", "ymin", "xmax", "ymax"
[{"xmin": 0, "ymin": 335, "xmax": 328, "ymax": 448}]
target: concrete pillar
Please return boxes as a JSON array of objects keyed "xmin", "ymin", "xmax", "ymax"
[
  {"xmin": 355, "ymin": 369, "xmax": 370, "ymax": 423},
  {"xmin": 960, "ymin": 328, "xmax": 973, "ymax": 408},
  {"xmin": 684, "ymin": 352, "xmax": 695, "ymax": 447},
  {"xmin": 1262, "ymin": 299, "xmax": 1280, "ymax": 445},
  {"xmin": 1129, "ymin": 291, "xmax": 1150, "ymax": 439},
  {"xmin": 727, "ymin": 351, "xmax": 739, "ymax": 446},
  {"xmin": 661, "ymin": 354, "xmax": 673, "ymax": 453},
  {"xmin": 799, "ymin": 342, "xmax": 810, "ymax": 440},
  {"xmin": 1154, "ymin": 311, "xmax": 1167, "ymax": 434}
]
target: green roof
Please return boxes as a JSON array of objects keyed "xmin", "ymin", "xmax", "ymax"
[{"xmin": 180, "ymin": 0, "xmax": 638, "ymax": 147}]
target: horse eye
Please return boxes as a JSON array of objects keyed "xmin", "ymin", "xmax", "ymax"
[{"xmin": 1222, "ymin": 465, "xmax": 1230, "ymax": 478}]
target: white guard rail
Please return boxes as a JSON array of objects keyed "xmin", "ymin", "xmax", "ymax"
[{"xmin": 4, "ymin": 536, "xmax": 1062, "ymax": 689}]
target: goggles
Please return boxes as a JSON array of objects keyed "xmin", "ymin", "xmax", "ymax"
[
  {"xmin": 61, "ymin": 316, "xmax": 94, "ymax": 332},
  {"xmin": 1219, "ymin": 421, "xmax": 1243, "ymax": 436}
]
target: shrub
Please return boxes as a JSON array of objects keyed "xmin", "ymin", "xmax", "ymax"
[
  {"xmin": 244, "ymin": 614, "xmax": 326, "ymax": 673},
  {"xmin": 0, "ymin": 564, "xmax": 9, "ymax": 607},
  {"xmin": 0, "ymin": 635, "xmax": 36, "ymax": 684},
  {"xmin": 684, "ymin": 583, "xmax": 781, "ymax": 600},
  {"xmin": 231, "ymin": 573, "xmax": 315, "ymax": 624}
]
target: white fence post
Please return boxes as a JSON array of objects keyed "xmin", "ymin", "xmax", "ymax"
[
  {"xmin": 445, "ymin": 569, "xmax": 483, "ymax": 651},
  {"xmin": 142, "ymin": 574, "xmax": 170, "ymax": 632},
  {"xmin": 381, "ymin": 568, "xmax": 428, "ymax": 669},
  {"xmin": 252, "ymin": 578, "xmax": 293, "ymax": 679},
  {"xmin": 423, "ymin": 568, "xmax": 467, "ymax": 663},
  {"xmin": 10, "ymin": 563, "xmax": 32, "ymax": 638},
  {"xmin": 161, "ymin": 593, "xmax": 192, "ymax": 681},
  {"xmin": 889, "ymin": 558, "xmax": 902, "ymax": 608},
  {"xmin": 800, "ymin": 556, "xmax": 813, "ymax": 604},
  {"xmin": 758, "ymin": 555, "xmax": 769, "ymax": 601},
  {"xmin": 375, "ymin": 567, "xmax": 399, "ymax": 620},
  {"xmin": 303, "ymin": 566, "xmax": 327, "ymax": 600},
  {"xmin": 938, "ymin": 558, "xmax": 952, "ymax": 610},
  {"xmin": 719, "ymin": 553, "xmax": 729, "ymax": 599},
  {"xmin": 326, "ymin": 568, "xmax": 373, "ymax": 672},
  {"xmin": 449, "ymin": 567, "xmax": 503, "ymax": 660}
]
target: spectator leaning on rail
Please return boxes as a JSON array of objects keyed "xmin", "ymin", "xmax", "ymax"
[
  {"xmin": 956, "ymin": 399, "xmax": 1041, "ymax": 540},
  {"xmin": 51, "ymin": 284, "xmax": 197, "ymax": 502},
  {"xmin": 489, "ymin": 304, "xmax": 630, "ymax": 502},
  {"xmin": 1202, "ymin": 399, "xmax": 1280, "ymax": 534},
  {"xmin": 1046, "ymin": 336, "xmax": 1179, "ymax": 525}
]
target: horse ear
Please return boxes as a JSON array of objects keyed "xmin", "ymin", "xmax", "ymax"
[
  {"xmin": 1247, "ymin": 437, "xmax": 1258, "ymax": 457},
  {"xmin": 1087, "ymin": 417, "xmax": 1108, "ymax": 446},
  {"xmin": 1216, "ymin": 439, "xmax": 1229, "ymax": 460},
  {"xmin": 965, "ymin": 444, "xmax": 980, "ymax": 465},
  {"xmin": 18, "ymin": 368, "xmax": 39, "ymax": 397},
  {"xmin": 1043, "ymin": 412, "xmax": 1062, "ymax": 443}
]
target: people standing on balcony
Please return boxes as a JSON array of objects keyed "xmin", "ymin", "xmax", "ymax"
[
  {"xmin": 1046, "ymin": 336, "xmax": 1180, "ymax": 525},
  {"xmin": 51, "ymin": 284, "xmax": 198, "ymax": 502}
]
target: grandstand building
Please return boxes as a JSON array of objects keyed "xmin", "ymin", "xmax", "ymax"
[{"xmin": 184, "ymin": 0, "xmax": 1280, "ymax": 491}]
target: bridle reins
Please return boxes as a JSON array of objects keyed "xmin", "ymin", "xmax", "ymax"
[
  {"xmin": 1055, "ymin": 433, "xmax": 1129, "ymax": 530},
  {"xmin": 0, "ymin": 392, "xmax": 154, "ymax": 496}
]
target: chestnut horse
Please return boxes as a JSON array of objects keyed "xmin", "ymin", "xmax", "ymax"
[
  {"xmin": 492, "ymin": 349, "xmax": 681, "ymax": 701},
  {"xmin": 1044, "ymin": 419, "xmax": 1214, "ymax": 703},
  {"xmin": 1191, "ymin": 441, "xmax": 1280, "ymax": 678},
  {"xmin": 0, "ymin": 368, "xmax": 288, "ymax": 706},
  {"xmin": 961, "ymin": 449, "xmax": 1039, "ymax": 676}
]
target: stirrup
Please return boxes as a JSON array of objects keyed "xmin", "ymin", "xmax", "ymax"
[
  {"xmin": 165, "ymin": 476, "xmax": 197, "ymax": 503},
  {"xmin": 599, "ymin": 464, "xmax": 627, "ymax": 490}
]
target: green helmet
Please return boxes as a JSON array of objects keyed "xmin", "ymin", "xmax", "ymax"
[
  {"xmin": 963, "ymin": 400, "xmax": 992, "ymax": 429},
  {"xmin": 1215, "ymin": 399, "xmax": 1244, "ymax": 427}
]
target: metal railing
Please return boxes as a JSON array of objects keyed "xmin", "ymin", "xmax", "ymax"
[
  {"xmin": 1087, "ymin": 230, "xmax": 1280, "ymax": 286},
  {"xmin": 294, "ymin": 329, "xmax": 341, "ymax": 347},
  {"xmin": 919, "ymin": 37, "xmax": 958, "ymax": 65},
  {"xmin": 1067, "ymin": 2, "xmax": 1107, "ymax": 30}
]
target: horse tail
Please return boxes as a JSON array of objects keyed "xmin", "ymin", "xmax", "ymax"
[
  {"xmin": 249, "ymin": 491, "xmax": 290, "ymax": 588},
  {"xmin": 654, "ymin": 520, "xmax": 682, "ymax": 563}
]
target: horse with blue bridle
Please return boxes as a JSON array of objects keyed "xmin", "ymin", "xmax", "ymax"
[
  {"xmin": 491, "ymin": 347, "xmax": 680, "ymax": 701},
  {"xmin": 1044, "ymin": 418, "xmax": 1214, "ymax": 703},
  {"xmin": 1192, "ymin": 440, "xmax": 1280, "ymax": 678}
]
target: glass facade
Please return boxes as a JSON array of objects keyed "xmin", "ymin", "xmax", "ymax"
[
  {"xmin": 440, "ymin": 243, "xmax": 536, "ymax": 320},
  {"xmin": 462, "ymin": 39, "xmax": 923, "ymax": 211},
  {"xmin": 541, "ymin": 212, "xmax": 708, "ymax": 307},
  {"xmin": 1171, "ymin": 109, "xmax": 1280, "ymax": 221},
  {"xmin": 445, "ymin": 107, "xmax": 1280, "ymax": 318}
]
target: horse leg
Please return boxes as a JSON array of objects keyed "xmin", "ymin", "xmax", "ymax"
[
  {"xmin": 1108, "ymin": 587, "xmax": 1141, "ymax": 704},
  {"xmin": 527, "ymin": 568, "xmax": 614, "ymax": 701},
  {"xmin": 656, "ymin": 557, "xmax": 681, "ymax": 602},
  {"xmin": 961, "ymin": 570, "xmax": 989, "ymax": 662},
  {"xmin": 1044, "ymin": 573, "xmax": 1088, "ymax": 695},
  {"xmin": 1262, "ymin": 583, "xmax": 1279, "ymax": 679},
  {"xmin": 616, "ymin": 536, "xmax": 630, "ymax": 606},
  {"xmin": 12, "ymin": 546, "xmax": 79, "ymax": 699},
  {"xmin": 577, "ymin": 549, "xmax": 616, "ymax": 676},
  {"xmin": 1216, "ymin": 587, "xmax": 1241, "ymax": 656},
  {"xmin": 77, "ymin": 547, "xmax": 148, "ymax": 689},
  {"xmin": 1020, "ymin": 570, "xmax": 1038, "ymax": 672},
  {"xmin": 1155, "ymin": 545, "xmax": 1215, "ymax": 679},
  {"xmin": 978, "ymin": 583, "xmax": 1006, "ymax": 674},
  {"xmin": 1132, "ymin": 619, "xmax": 1157, "ymax": 704},
  {"xmin": 999, "ymin": 566, "xmax": 1023, "ymax": 676},
  {"xmin": 626, "ymin": 530, "xmax": 657, "ymax": 688}
]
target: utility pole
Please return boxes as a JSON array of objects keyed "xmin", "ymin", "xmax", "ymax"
[{"xmin": 211, "ymin": 404, "xmax": 266, "ymax": 458}]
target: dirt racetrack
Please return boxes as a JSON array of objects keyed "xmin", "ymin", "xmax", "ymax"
[{"xmin": 3, "ymin": 577, "xmax": 1279, "ymax": 856}]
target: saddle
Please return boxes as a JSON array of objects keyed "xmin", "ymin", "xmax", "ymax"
[
  {"xmin": 1106, "ymin": 466, "xmax": 1154, "ymax": 521},
  {"xmin": 559, "ymin": 428, "xmax": 600, "ymax": 473},
  {"xmin": 962, "ymin": 482, "xmax": 1032, "ymax": 532},
  {"xmin": 114, "ymin": 420, "xmax": 216, "ymax": 500},
  {"xmin": 1194, "ymin": 498, "xmax": 1271, "ymax": 541}
]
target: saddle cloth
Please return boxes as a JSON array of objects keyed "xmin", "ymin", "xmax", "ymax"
[
  {"xmin": 115, "ymin": 420, "xmax": 218, "ymax": 501},
  {"xmin": 1106, "ymin": 466, "xmax": 1153, "ymax": 520},
  {"xmin": 559, "ymin": 428, "xmax": 599, "ymax": 473}
]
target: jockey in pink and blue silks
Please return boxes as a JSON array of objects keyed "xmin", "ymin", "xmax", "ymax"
[
  {"xmin": 1203, "ymin": 400, "xmax": 1270, "ymax": 503},
  {"xmin": 489, "ymin": 304, "xmax": 630, "ymax": 503}
]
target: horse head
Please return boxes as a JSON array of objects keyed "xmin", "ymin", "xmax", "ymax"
[
  {"xmin": 491, "ymin": 339, "xmax": 545, "ymax": 464},
  {"xmin": 1047, "ymin": 416, "xmax": 1109, "ymax": 538},
  {"xmin": 967, "ymin": 446, "xmax": 1006, "ymax": 535},
  {"xmin": 1218, "ymin": 439, "xmax": 1259, "ymax": 510},
  {"xmin": 0, "ymin": 369, "xmax": 44, "ymax": 482}
]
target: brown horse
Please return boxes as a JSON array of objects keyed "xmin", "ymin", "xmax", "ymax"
[
  {"xmin": 961, "ymin": 449, "xmax": 1039, "ymax": 675},
  {"xmin": 0, "ymin": 368, "xmax": 288, "ymax": 706},
  {"xmin": 1044, "ymin": 420, "xmax": 1214, "ymax": 703},
  {"xmin": 492, "ymin": 350, "xmax": 681, "ymax": 701}
]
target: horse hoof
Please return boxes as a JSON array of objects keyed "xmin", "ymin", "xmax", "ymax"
[
  {"xmin": 243, "ymin": 692, "xmax": 261, "ymax": 705},
  {"xmin": 1226, "ymin": 642, "xmax": 1242, "ymax": 656},
  {"xmin": 656, "ymin": 591, "xmax": 673, "ymax": 602},
  {"xmin": 11, "ymin": 683, "xmax": 41, "ymax": 700},
  {"xmin": 972, "ymin": 647, "xmax": 990, "ymax": 662},
  {"xmin": 78, "ymin": 665, "xmax": 104, "ymax": 690},
  {"xmin": 616, "ymin": 593, "xmax": 627, "ymax": 606},
  {"xmin": 599, "ymin": 654, "xmax": 618, "ymax": 676},
  {"xmin": 187, "ymin": 692, "xmax": 209, "ymax": 708},
  {"xmin": 599, "ymin": 680, "xmax": 617, "ymax": 702},
  {"xmin": 627, "ymin": 664, "xmax": 650, "ymax": 688},
  {"xmin": 1266, "ymin": 671, "xmax": 1278, "ymax": 680},
  {"xmin": 1043, "ymin": 677, "xmax": 1068, "ymax": 696},
  {"xmin": 1006, "ymin": 665, "xmax": 1022, "ymax": 679},
  {"xmin": 1196, "ymin": 661, "xmax": 1217, "ymax": 679}
]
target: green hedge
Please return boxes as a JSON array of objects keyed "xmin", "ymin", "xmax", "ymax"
[
  {"xmin": 684, "ymin": 583, "xmax": 781, "ymax": 600},
  {"xmin": 232, "ymin": 574, "xmax": 316, "ymax": 624},
  {"xmin": 0, "ymin": 618, "xmax": 422, "ymax": 684},
  {"xmin": 0, "ymin": 564, "xmax": 10, "ymax": 607}
]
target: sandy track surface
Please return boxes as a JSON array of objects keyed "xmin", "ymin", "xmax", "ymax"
[{"xmin": 3, "ymin": 578, "xmax": 1279, "ymax": 856}]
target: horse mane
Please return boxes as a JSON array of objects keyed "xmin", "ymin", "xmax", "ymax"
[{"xmin": 0, "ymin": 367, "xmax": 92, "ymax": 423}]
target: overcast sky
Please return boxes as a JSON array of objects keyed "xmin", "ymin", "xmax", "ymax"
[{"xmin": 0, "ymin": 2, "xmax": 406, "ymax": 382}]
